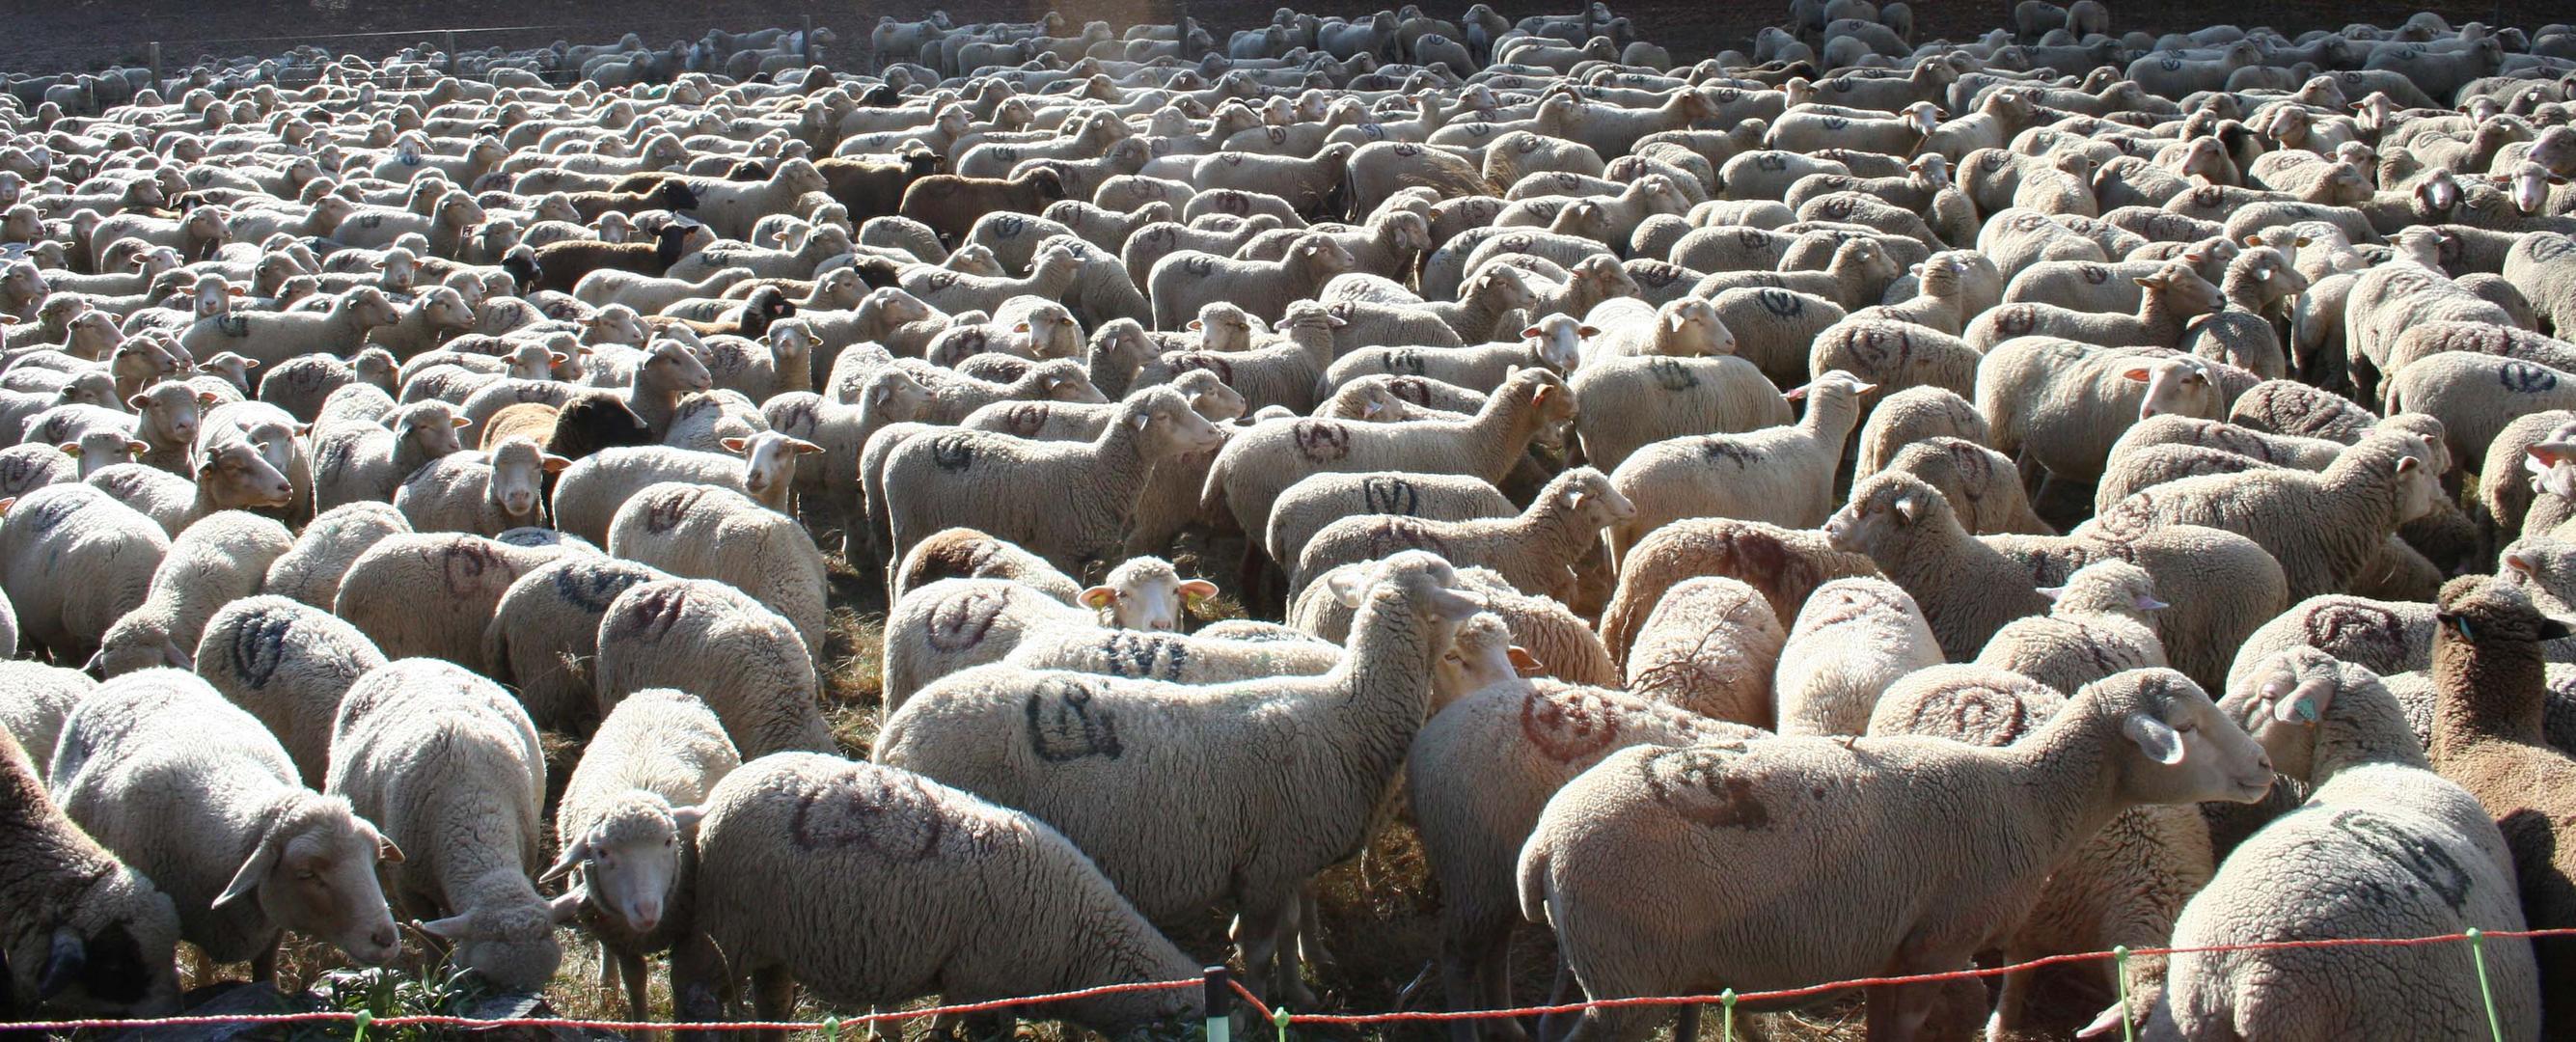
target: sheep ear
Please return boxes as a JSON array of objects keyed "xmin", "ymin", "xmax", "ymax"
[
  {"xmin": 2131, "ymin": 275, "xmax": 2161, "ymax": 288},
  {"xmin": 1576, "ymin": 324, "xmax": 1600, "ymax": 338},
  {"xmin": 2122, "ymin": 713, "xmax": 2187, "ymax": 765},
  {"xmin": 538, "ymin": 836, "xmax": 590, "ymax": 884},
  {"xmin": 2394, "ymin": 455, "xmax": 2421, "ymax": 475},
  {"xmin": 790, "ymin": 439, "xmax": 824, "ymax": 455},
  {"xmin": 164, "ymin": 640, "xmax": 194, "ymax": 670},
  {"xmin": 2545, "ymin": 617, "xmax": 2576, "ymax": 642},
  {"xmin": 1891, "ymin": 495, "xmax": 1921, "ymax": 525},
  {"xmin": 1507, "ymin": 646, "xmax": 1544, "ymax": 674},
  {"xmin": 56, "ymin": 443, "xmax": 78, "ymax": 456},
  {"xmin": 1013, "ymin": 322, "xmax": 1030, "ymax": 333},
  {"xmin": 197, "ymin": 392, "xmax": 221, "ymax": 405},
  {"xmin": 37, "ymin": 928, "xmax": 85, "ymax": 1001},
  {"xmin": 719, "ymin": 436, "xmax": 748, "ymax": 452},
  {"xmin": 413, "ymin": 915, "xmax": 470, "ymax": 942},
  {"xmin": 1783, "ymin": 383, "xmax": 1809, "ymax": 401},
  {"xmin": 1178, "ymin": 579, "xmax": 1217, "ymax": 602},
  {"xmin": 547, "ymin": 890, "xmax": 586, "ymax": 923},
  {"xmin": 2121, "ymin": 368, "xmax": 2152, "ymax": 382},
  {"xmin": 2034, "ymin": 585, "xmax": 2063, "ymax": 602},
  {"xmin": 125, "ymin": 393, "xmax": 150, "ymax": 409},
  {"xmin": 2135, "ymin": 592, "xmax": 2170, "ymax": 612},
  {"xmin": 1520, "ymin": 325, "xmax": 1543, "ymax": 340},
  {"xmin": 1079, "ymin": 585, "xmax": 1117, "ymax": 609},
  {"xmin": 214, "ymin": 828, "xmax": 285, "ymax": 908},
  {"xmin": 450, "ymin": 416, "xmax": 471, "ymax": 428},
  {"xmin": 540, "ymin": 454, "xmax": 572, "ymax": 474},
  {"xmin": 125, "ymin": 440, "xmax": 149, "ymax": 455},
  {"xmin": 1325, "ymin": 570, "xmax": 1371, "ymax": 608},
  {"xmin": 2269, "ymin": 676, "xmax": 2331, "ymax": 725},
  {"xmin": 2505, "ymin": 550, "xmax": 2539, "ymax": 578}
]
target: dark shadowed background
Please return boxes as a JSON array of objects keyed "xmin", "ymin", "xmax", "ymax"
[{"xmin": 0, "ymin": 0, "xmax": 2562, "ymax": 76}]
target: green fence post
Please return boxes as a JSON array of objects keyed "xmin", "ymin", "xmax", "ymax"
[
  {"xmin": 352, "ymin": 1008, "xmax": 372, "ymax": 1042},
  {"xmin": 1273, "ymin": 1005, "xmax": 1291, "ymax": 1042},
  {"xmin": 2113, "ymin": 946, "xmax": 2135, "ymax": 1042},
  {"xmin": 822, "ymin": 1014, "xmax": 841, "ymax": 1042},
  {"xmin": 1720, "ymin": 989, "xmax": 1737, "ymax": 1042},
  {"xmin": 2468, "ymin": 928, "xmax": 2506, "ymax": 1042}
]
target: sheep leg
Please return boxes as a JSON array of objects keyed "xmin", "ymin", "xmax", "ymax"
[
  {"xmin": 1862, "ymin": 981, "xmax": 1936, "ymax": 1042},
  {"xmin": 1672, "ymin": 1003, "xmax": 1699, "ymax": 1042},
  {"xmin": 599, "ymin": 940, "xmax": 619, "ymax": 994},
  {"xmin": 1478, "ymin": 936, "xmax": 1530, "ymax": 1042},
  {"xmin": 1438, "ymin": 936, "xmax": 1486, "ymax": 1042},
  {"xmin": 1297, "ymin": 885, "xmax": 1336, "ymax": 972},
  {"xmin": 619, "ymin": 949, "xmax": 651, "ymax": 1025},
  {"xmin": 750, "ymin": 965, "xmax": 798, "ymax": 1042},
  {"xmin": 1987, "ymin": 964, "xmax": 2031, "ymax": 1042},
  {"xmin": 1535, "ymin": 958, "xmax": 1577, "ymax": 1042},
  {"xmin": 1233, "ymin": 891, "xmax": 1307, "ymax": 1009},
  {"xmin": 250, "ymin": 938, "xmax": 281, "ymax": 985}
]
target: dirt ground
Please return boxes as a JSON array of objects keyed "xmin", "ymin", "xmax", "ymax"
[{"xmin": 0, "ymin": 0, "xmax": 2563, "ymax": 76}]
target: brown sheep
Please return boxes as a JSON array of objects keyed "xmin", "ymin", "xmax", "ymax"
[
  {"xmin": 897, "ymin": 168, "xmax": 1067, "ymax": 245},
  {"xmin": 563, "ymin": 178, "xmax": 699, "ymax": 223},
  {"xmin": 670, "ymin": 286, "xmax": 795, "ymax": 340},
  {"xmin": 818, "ymin": 151, "xmax": 941, "ymax": 222},
  {"xmin": 480, "ymin": 402, "xmax": 561, "ymax": 451},
  {"xmin": 2426, "ymin": 573, "xmax": 2576, "ymax": 1034},
  {"xmin": 511, "ymin": 223, "xmax": 705, "ymax": 295},
  {"xmin": 541, "ymin": 392, "xmax": 657, "ymax": 461}
]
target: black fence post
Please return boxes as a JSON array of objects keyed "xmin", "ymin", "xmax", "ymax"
[{"xmin": 1204, "ymin": 966, "xmax": 1234, "ymax": 1042}]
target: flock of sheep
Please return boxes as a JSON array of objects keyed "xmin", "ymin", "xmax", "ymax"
[{"xmin": 8, "ymin": 0, "xmax": 2576, "ymax": 1039}]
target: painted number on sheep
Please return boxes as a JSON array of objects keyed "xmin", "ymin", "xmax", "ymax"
[
  {"xmin": 1027, "ymin": 675, "xmax": 1123, "ymax": 761},
  {"xmin": 227, "ymin": 610, "xmax": 296, "ymax": 689},
  {"xmin": 2330, "ymin": 809, "xmax": 2472, "ymax": 912},
  {"xmin": 788, "ymin": 768, "xmax": 945, "ymax": 860},
  {"xmin": 1520, "ymin": 687, "xmax": 1621, "ymax": 763},
  {"xmin": 1292, "ymin": 421, "xmax": 1351, "ymax": 463},
  {"xmin": 1638, "ymin": 745, "xmax": 1771, "ymax": 828},
  {"xmin": 925, "ymin": 588, "xmax": 1009, "ymax": 651}
]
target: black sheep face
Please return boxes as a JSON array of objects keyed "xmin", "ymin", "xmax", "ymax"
[{"xmin": 657, "ymin": 179, "xmax": 699, "ymax": 211}]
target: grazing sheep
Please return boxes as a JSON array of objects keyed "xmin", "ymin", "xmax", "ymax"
[
  {"xmin": 310, "ymin": 399, "xmax": 470, "ymax": 513},
  {"xmin": 0, "ymin": 483, "xmax": 167, "ymax": 664},
  {"xmin": 2147, "ymin": 647, "xmax": 2541, "ymax": 1042},
  {"xmin": 1879, "ymin": 437, "xmax": 2053, "ymax": 536},
  {"xmin": 481, "ymin": 556, "xmax": 672, "ymax": 735},
  {"xmin": 685, "ymin": 753, "xmax": 1202, "ymax": 1032},
  {"xmin": 1519, "ymin": 669, "xmax": 2271, "ymax": 1042},
  {"xmin": 593, "ymin": 578, "xmax": 831, "ymax": 758},
  {"xmin": 0, "ymin": 727, "xmax": 181, "ymax": 1018},
  {"xmin": 878, "ymin": 551, "xmax": 1480, "ymax": 1005},
  {"xmin": 193, "ymin": 595, "xmax": 385, "ymax": 789},
  {"xmin": 48, "ymin": 670, "xmax": 403, "ymax": 978},
  {"xmin": 1772, "ymin": 577, "xmax": 1943, "ymax": 737},
  {"xmin": 93, "ymin": 510, "xmax": 292, "ymax": 677},
  {"xmin": 332, "ymin": 532, "xmax": 576, "ymax": 668},
  {"xmin": 325, "ymin": 659, "xmax": 560, "ymax": 992},
  {"xmin": 1979, "ymin": 340, "xmax": 2227, "ymax": 488}
]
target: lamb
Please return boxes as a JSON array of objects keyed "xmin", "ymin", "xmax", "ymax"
[
  {"xmin": 0, "ymin": 483, "xmax": 168, "ymax": 664},
  {"xmin": 1607, "ymin": 371, "xmax": 1873, "ymax": 559},
  {"xmin": 48, "ymin": 670, "xmax": 402, "ymax": 979},
  {"xmin": 540, "ymin": 688, "xmax": 736, "ymax": 1021},
  {"xmin": 393, "ymin": 438, "xmax": 569, "ymax": 537},
  {"xmin": 1568, "ymin": 353, "xmax": 1790, "ymax": 474},
  {"xmin": 331, "ymin": 532, "xmax": 576, "ymax": 668},
  {"xmin": 1518, "ymin": 668, "xmax": 2272, "ymax": 1042},
  {"xmin": 1409, "ymin": 681, "xmax": 1758, "ymax": 1042},
  {"xmin": 2423, "ymin": 575, "xmax": 2576, "ymax": 1029},
  {"xmin": 1827, "ymin": 473, "xmax": 2286, "ymax": 691},
  {"xmin": 1620, "ymin": 576, "xmax": 1787, "ymax": 727},
  {"xmin": 878, "ymin": 550, "xmax": 1480, "ymax": 1005},
  {"xmin": 684, "ymin": 754, "xmax": 1203, "ymax": 1032},
  {"xmin": 1692, "ymin": 237, "xmax": 1904, "ymax": 312},
  {"xmin": 1772, "ymin": 577, "xmax": 1944, "ymax": 736},
  {"xmin": 1292, "ymin": 467, "xmax": 1632, "ymax": 602},
  {"xmin": 1263, "ymin": 472, "xmax": 1516, "ymax": 566},
  {"xmin": 1200, "ymin": 369, "xmax": 1575, "ymax": 564},
  {"xmin": 1979, "ymin": 342, "xmax": 2228, "ymax": 489},
  {"xmin": 310, "ymin": 399, "xmax": 469, "ymax": 512},
  {"xmin": 1319, "ymin": 315, "xmax": 1580, "ymax": 398},
  {"xmin": 1137, "ymin": 301, "xmax": 1341, "ymax": 415},
  {"xmin": 1974, "ymin": 560, "xmax": 2170, "ymax": 694},
  {"xmin": 593, "ymin": 577, "xmax": 832, "ymax": 758},
  {"xmin": 2144, "ymin": 647, "xmax": 2542, "ymax": 1041},
  {"xmin": 880, "ymin": 386, "xmax": 1224, "ymax": 579},
  {"xmin": 548, "ymin": 436, "xmax": 802, "ymax": 545},
  {"xmin": 1574, "ymin": 297, "xmax": 1734, "ymax": 363},
  {"xmin": 2087, "ymin": 429, "xmax": 2444, "ymax": 603},
  {"xmin": 607, "ymin": 481, "xmax": 827, "ymax": 656},
  {"xmin": 1147, "ymin": 233, "xmax": 1357, "ymax": 329},
  {"xmin": 0, "ymin": 725, "xmax": 179, "ymax": 1018},
  {"xmin": 93, "ymin": 510, "xmax": 292, "ymax": 677},
  {"xmin": 261, "ymin": 503, "xmax": 410, "ymax": 612}
]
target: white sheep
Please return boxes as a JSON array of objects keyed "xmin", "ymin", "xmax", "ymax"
[
  {"xmin": 1607, "ymin": 371, "xmax": 1872, "ymax": 560},
  {"xmin": 93, "ymin": 510, "xmax": 292, "ymax": 677},
  {"xmin": 593, "ymin": 577, "xmax": 832, "ymax": 758},
  {"xmin": 1520, "ymin": 669, "xmax": 2272, "ymax": 1042},
  {"xmin": 332, "ymin": 532, "xmax": 580, "ymax": 668},
  {"xmin": 0, "ymin": 483, "xmax": 167, "ymax": 664},
  {"xmin": 48, "ymin": 669, "xmax": 403, "ymax": 979},
  {"xmin": 193, "ymin": 595, "xmax": 386, "ymax": 788},
  {"xmin": 1975, "ymin": 560, "xmax": 2171, "ymax": 694},
  {"xmin": 1567, "ymin": 353, "xmax": 1788, "ymax": 474},
  {"xmin": 547, "ymin": 434, "xmax": 804, "ymax": 545},
  {"xmin": 391, "ymin": 438, "xmax": 568, "ymax": 536},
  {"xmin": 1622, "ymin": 576, "xmax": 1786, "ymax": 727},
  {"xmin": 606, "ymin": 480, "xmax": 827, "ymax": 656},
  {"xmin": 480, "ymin": 555, "xmax": 674, "ymax": 735},
  {"xmin": 1772, "ymin": 577, "xmax": 1944, "ymax": 736},
  {"xmin": 1978, "ymin": 341, "xmax": 2228, "ymax": 489},
  {"xmin": 877, "ymin": 551, "xmax": 1482, "ymax": 1005},
  {"xmin": 308, "ymin": 399, "xmax": 471, "ymax": 513},
  {"xmin": 262, "ymin": 502, "xmax": 411, "ymax": 611},
  {"xmin": 1291, "ymin": 467, "xmax": 1631, "ymax": 603},
  {"xmin": 325, "ymin": 659, "xmax": 561, "ymax": 992},
  {"xmin": 540, "ymin": 688, "xmax": 738, "ymax": 1021}
]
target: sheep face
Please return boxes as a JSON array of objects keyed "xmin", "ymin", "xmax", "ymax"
[
  {"xmin": 1521, "ymin": 315, "xmax": 1591, "ymax": 371},
  {"xmin": 1435, "ymin": 612, "xmax": 1528, "ymax": 708},
  {"xmin": 2125, "ymin": 359, "xmax": 2220, "ymax": 423},
  {"xmin": 396, "ymin": 402, "xmax": 468, "ymax": 460},
  {"xmin": 486, "ymin": 439, "xmax": 564, "ymax": 522},
  {"xmin": 217, "ymin": 802, "xmax": 404, "ymax": 968},
  {"xmin": 1171, "ymin": 370, "xmax": 1247, "ymax": 423},
  {"xmin": 546, "ymin": 792, "xmax": 692, "ymax": 935},
  {"xmin": 1188, "ymin": 304, "xmax": 1258, "ymax": 352},
  {"xmin": 726, "ymin": 431, "xmax": 821, "ymax": 501},
  {"xmin": 1084, "ymin": 558, "xmax": 1217, "ymax": 632},
  {"xmin": 69, "ymin": 430, "xmax": 145, "ymax": 477},
  {"xmin": 415, "ymin": 903, "xmax": 562, "ymax": 993},
  {"xmin": 2101, "ymin": 669, "xmax": 2275, "ymax": 806},
  {"xmin": 197, "ymin": 441, "xmax": 295, "ymax": 509},
  {"xmin": 646, "ymin": 340, "xmax": 714, "ymax": 394},
  {"xmin": 2219, "ymin": 646, "xmax": 2352, "ymax": 783},
  {"xmin": 1824, "ymin": 472, "xmax": 1957, "ymax": 559}
]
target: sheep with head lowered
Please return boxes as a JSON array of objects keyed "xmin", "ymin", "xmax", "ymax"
[
  {"xmin": 0, "ymin": 726, "xmax": 181, "ymax": 1019},
  {"xmin": 92, "ymin": 510, "xmax": 292, "ymax": 678},
  {"xmin": 594, "ymin": 577, "xmax": 831, "ymax": 759},
  {"xmin": 324, "ymin": 659, "xmax": 560, "ymax": 992}
]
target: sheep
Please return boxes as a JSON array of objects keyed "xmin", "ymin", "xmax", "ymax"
[
  {"xmin": 2145, "ymin": 647, "xmax": 2542, "ymax": 1041},
  {"xmin": 1803, "ymin": 316, "xmax": 1983, "ymax": 409},
  {"xmin": 183, "ymin": 594, "xmax": 384, "ymax": 791},
  {"xmin": 897, "ymin": 168, "xmax": 1069, "ymax": 244},
  {"xmin": 1693, "ymin": 236, "xmax": 1904, "ymax": 312},
  {"xmin": 1980, "ymin": 342, "xmax": 2228, "ymax": 489},
  {"xmin": 1881, "ymin": 438, "xmax": 2054, "ymax": 536},
  {"xmin": 1599, "ymin": 518, "xmax": 1881, "ymax": 668},
  {"xmin": 1409, "ymin": 681, "xmax": 1757, "ymax": 1042},
  {"xmin": 607, "ymin": 481, "xmax": 827, "ymax": 656},
  {"xmin": 0, "ymin": 726, "xmax": 180, "ymax": 1018},
  {"xmin": 393, "ymin": 438, "xmax": 569, "ymax": 537},
  {"xmin": 177, "ymin": 286, "xmax": 403, "ymax": 370},
  {"xmin": 1293, "ymin": 467, "xmax": 1631, "ymax": 602},
  {"xmin": 260, "ymin": 503, "xmax": 410, "ymax": 614},
  {"xmin": 2422, "ymin": 574, "xmax": 2576, "ymax": 1028},
  {"xmin": 685, "ymin": 753, "xmax": 1203, "ymax": 1032},
  {"xmin": 1966, "ymin": 260, "xmax": 2227, "ymax": 353},
  {"xmin": 1616, "ymin": 576, "xmax": 1786, "ymax": 727},
  {"xmin": 1773, "ymin": 577, "xmax": 1944, "ymax": 737},
  {"xmin": 310, "ymin": 399, "xmax": 469, "ymax": 513},
  {"xmin": 1147, "ymin": 233, "xmax": 1358, "ymax": 329},
  {"xmin": 1974, "ymin": 560, "xmax": 2170, "ymax": 695},
  {"xmin": 1264, "ymin": 472, "xmax": 1516, "ymax": 566},
  {"xmin": 2381, "ymin": 354, "xmax": 2576, "ymax": 477},
  {"xmin": 878, "ymin": 550, "xmax": 1481, "ymax": 1005},
  {"xmin": 1608, "ymin": 370, "xmax": 1872, "ymax": 557},
  {"xmin": 1201, "ymin": 369, "xmax": 1576, "ymax": 565},
  {"xmin": 1518, "ymin": 668, "xmax": 2272, "ymax": 1042},
  {"xmin": 1575, "ymin": 297, "xmax": 1734, "ymax": 364},
  {"xmin": 2343, "ymin": 229, "xmax": 2519, "ymax": 399},
  {"xmin": 332, "ymin": 532, "xmax": 577, "ymax": 668},
  {"xmin": 549, "ymin": 436, "xmax": 802, "ymax": 545},
  {"xmin": 1319, "ymin": 314, "xmax": 1579, "ymax": 396},
  {"xmin": 1852, "ymin": 386, "xmax": 1989, "ymax": 477},
  {"xmin": 475, "ymin": 553, "xmax": 671, "ymax": 735},
  {"xmin": 93, "ymin": 510, "xmax": 292, "ymax": 678},
  {"xmin": 539, "ymin": 688, "xmax": 736, "ymax": 1021},
  {"xmin": 48, "ymin": 670, "xmax": 403, "ymax": 979},
  {"xmin": 881, "ymin": 386, "xmax": 1223, "ymax": 580},
  {"xmin": 0, "ymin": 483, "xmax": 167, "ymax": 664},
  {"xmin": 593, "ymin": 577, "xmax": 832, "ymax": 759},
  {"xmin": 1827, "ymin": 473, "xmax": 2285, "ymax": 691},
  {"xmin": 2087, "ymin": 429, "xmax": 2444, "ymax": 603},
  {"xmin": 1566, "ymin": 354, "xmax": 1791, "ymax": 475}
]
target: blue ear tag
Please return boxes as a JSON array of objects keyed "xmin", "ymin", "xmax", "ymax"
[{"xmin": 2294, "ymin": 699, "xmax": 2319, "ymax": 724}]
